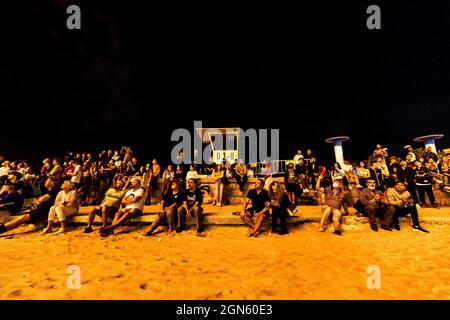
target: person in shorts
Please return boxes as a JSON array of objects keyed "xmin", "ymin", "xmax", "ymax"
[
  {"xmin": 100, "ymin": 177, "xmax": 145, "ymax": 236},
  {"xmin": 82, "ymin": 179, "xmax": 127, "ymax": 233},
  {"xmin": 239, "ymin": 178, "xmax": 270, "ymax": 237}
]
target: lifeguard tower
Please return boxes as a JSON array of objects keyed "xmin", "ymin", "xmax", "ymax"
[{"xmin": 196, "ymin": 127, "xmax": 240, "ymax": 164}]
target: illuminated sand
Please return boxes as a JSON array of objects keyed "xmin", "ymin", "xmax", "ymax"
[{"xmin": 0, "ymin": 208, "xmax": 449, "ymax": 300}]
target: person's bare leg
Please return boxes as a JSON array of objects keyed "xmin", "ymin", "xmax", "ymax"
[
  {"xmin": 4, "ymin": 214, "xmax": 31, "ymax": 231},
  {"xmin": 145, "ymin": 211, "xmax": 164, "ymax": 235},
  {"xmin": 86, "ymin": 207, "xmax": 99, "ymax": 229},
  {"xmin": 319, "ymin": 206, "xmax": 331, "ymax": 231},
  {"xmin": 108, "ymin": 210, "xmax": 133, "ymax": 229},
  {"xmin": 239, "ymin": 212, "xmax": 255, "ymax": 229},
  {"xmin": 250, "ymin": 213, "xmax": 266, "ymax": 236},
  {"xmin": 101, "ymin": 206, "xmax": 109, "ymax": 227},
  {"xmin": 332, "ymin": 209, "xmax": 342, "ymax": 234},
  {"xmin": 111, "ymin": 209, "xmax": 124, "ymax": 225}
]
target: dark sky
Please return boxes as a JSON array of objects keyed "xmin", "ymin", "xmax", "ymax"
[{"xmin": 1, "ymin": 1, "xmax": 449, "ymax": 167}]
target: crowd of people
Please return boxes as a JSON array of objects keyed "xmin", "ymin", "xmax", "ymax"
[{"xmin": 0, "ymin": 143, "xmax": 448, "ymax": 237}]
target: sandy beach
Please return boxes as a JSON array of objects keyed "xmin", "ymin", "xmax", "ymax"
[{"xmin": 1, "ymin": 216, "xmax": 449, "ymax": 300}]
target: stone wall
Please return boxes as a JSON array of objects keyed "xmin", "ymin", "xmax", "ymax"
[{"xmin": 149, "ymin": 178, "xmax": 450, "ymax": 206}]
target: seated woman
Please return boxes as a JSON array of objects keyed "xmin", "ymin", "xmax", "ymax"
[
  {"xmin": 212, "ymin": 164, "xmax": 226, "ymax": 207},
  {"xmin": 144, "ymin": 180, "xmax": 182, "ymax": 236},
  {"xmin": 39, "ymin": 180, "xmax": 80, "ymax": 235},
  {"xmin": 267, "ymin": 181, "xmax": 290, "ymax": 235}
]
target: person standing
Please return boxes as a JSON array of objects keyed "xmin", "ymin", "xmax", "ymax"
[
  {"xmin": 212, "ymin": 164, "xmax": 225, "ymax": 207},
  {"xmin": 414, "ymin": 161, "xmax": 439, "ymax": 208}
]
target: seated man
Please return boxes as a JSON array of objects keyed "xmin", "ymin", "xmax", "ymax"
[
  {"xmin": 318, "ymin": 182, "xmax": 347, "ymax": 235},
  {"xmin": 145, "ymin": 180, "xmax": 182, "ymax": 236},
  {"xmin": 0, "ymin": 183, "xmax": 24, "ymax": 215},
  {"xmin": 359, "ymin": 179, "xmax": 395, "ymax": 232},
  {"xmin": 239, "ymin": 178, "xmax": 270, "ymax": 237},
  {"xmin": 177, "ymin": 178, "xmax": 204, "ymax": 236},
  {"xmin": 82, "ymin": 179, "xmax": 127, "ymax": 234},
  {"xmin": 0, "ymin": 178, "xmax": 58, "ymax": 234},
  {"xmin": 386, "ymin": 181, "xmax": 429, "ymax": 233},
  {"xmin": 39, "ymin": 180, "xmax": 80, "ymax": 235},
  {"xmin": 100, "ymin": 177, "xmax": 145, "ymax": 236},
  {"xmin": 8, "ymin": 173, "xmax": 35, "ymax": 199}
]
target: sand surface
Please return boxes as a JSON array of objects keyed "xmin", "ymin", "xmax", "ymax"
[{"xmin": 1, "ymin": 218, "xmax": 449, "ymax": 300}]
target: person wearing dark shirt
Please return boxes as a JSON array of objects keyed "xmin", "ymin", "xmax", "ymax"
[
  {"xmin": 397, "ymin": 160, "xmax": 419, "ymax": 205},
  {"xmin": 267, "ymin": 181, "xmax": 290, "ymax": 235},
  {"xmin": 414, "ymin": 161, "xmax": 438, "ymax": 208},
  {"xmin": 177, "ymin": 178, "xmax": 204, "ymax": 235},
  {"xmin": 0, "ymin": 184, "xmax": 24, "ymax": 215},
  {"xmin": 0, "ymin": 178, "xmax": 58, "ymax": 234},
  {"xmin": 8, "ymin": 174, "xmax": 35, "ymax": 199},
  {"xmin": 145, "ymin": 181, "xmax": 182, "ymax": 236},
  {"xmin": 369, "ymin": 161, "xmax": 388, "ymax": 191},
  {"xmin": 359, "ymin": 179, "xmax": 395, "ymax": 232},
  {"xmin": 239, "ymin": 179, "xmax": 270, "ymax": 237}
]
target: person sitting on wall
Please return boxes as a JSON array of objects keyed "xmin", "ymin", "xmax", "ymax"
[
  {"xmin": 0, "ymin": 178, "xmax": 58, "ymax": 234},
  {"xmin": 239, "ymin": 178, "xmax": 270, "ymax": 237},
  {"xmin": 359, "ymin": 179, "xmax": 395, "ymax": 232},
  {"xmin": 99, "ymin": 177, "xmax": 145, "ymax": 237},
  {"xmin": 386, "ymin": 181, "xmax": 429, "ymax": 233},
  {"xmin": 144, "ymin": 180, "xmax": 182, "ymax": 236}
]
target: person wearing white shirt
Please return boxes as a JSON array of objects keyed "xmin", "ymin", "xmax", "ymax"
[
  {"xmin": 185, "ymin": 164, "xmax": 198, "ymax": 188},
  {"xmin": 293, "ymin": 150, "xmax": 304, "ymax": 165},
  {"xmin": 100, "ymin": 177, "xmax": 145, "ymax": 236}
]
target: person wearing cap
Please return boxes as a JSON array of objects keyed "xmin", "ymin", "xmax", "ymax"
[
  {"xmin": 100, "ymin": 177, "xmax": 145, "ymax": 236},
  {"xmin": 39, "ymin": 180, "xmax": 79, "ymax": 235},
  {"xmin": 318, "ymin": 182, "xmax": 348, "ymax": 235},
  {"xmin": 0, "ymin": 178, "xmax": 58, "ymax": 234}
]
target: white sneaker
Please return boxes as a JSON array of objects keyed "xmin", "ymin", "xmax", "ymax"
[
  {"xmin": 52, "ymin": 228, "xmax": 65, "ymax": 235},
  {"xmin": 38, "ymin": 227, "xmax": 51, "ymax": 235}
]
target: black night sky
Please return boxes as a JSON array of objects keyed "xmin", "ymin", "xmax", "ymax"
[{"xmin": 1, "ymin": 1, "xmax": 449, "ymax": 167}]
